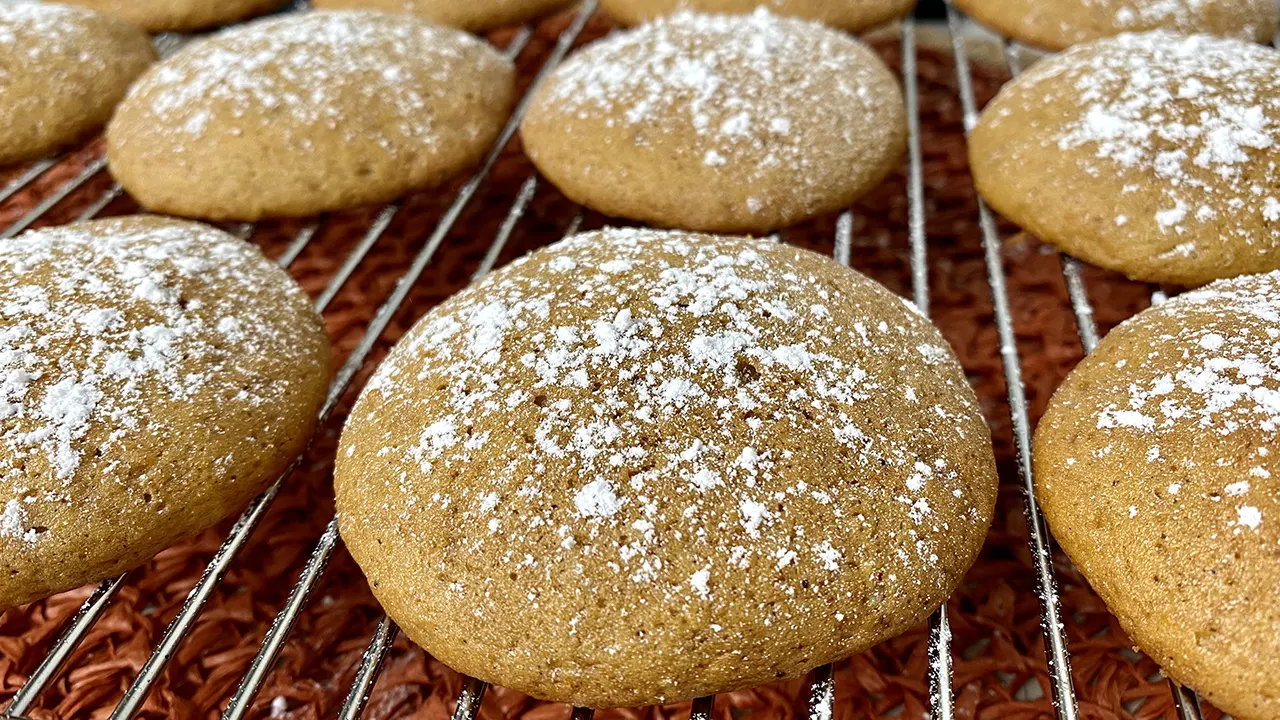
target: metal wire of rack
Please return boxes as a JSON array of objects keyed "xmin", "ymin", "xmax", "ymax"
[{"xmin": 0, "ymin": 3, "xmax": 1239, "ymax": 720}]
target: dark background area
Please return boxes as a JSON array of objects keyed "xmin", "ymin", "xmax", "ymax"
[{"xmin": 916, "ymin": 0, "xmax": 946, "ymax": 18}]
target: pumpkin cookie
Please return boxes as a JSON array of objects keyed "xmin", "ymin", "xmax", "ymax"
[
  {"xmin": 336, "ymin": 229, "xmax": 998, "ymax": 708},
  {"xmin": 60, "ymin": 0, "xmax": 288, "ymax": 32},
  {"xmin": 0, "ymin": 3, "xmax": 153, "ymax": 165},
  {"xmin": 600, "ymin": 0, "xmax": 917, "ymax": 32},
  {"xmin": 312, "ymin": 0, "xmax": 576, "ymax": 31},
  {"xmin": 521, "ymin": 11, "xmax": 907, "ymax": 234},
  {"xmin": 106, "ymin": 11, "xmax": 515, "ymax": 221},
  {"xmin": 970, "ymin": 32, "xmax": 1280, "ymax": 287},
  {"xmin": 0, "ymin": 216, "xmax": 330, "ymax": 611},
  {"xmin": 953, "ymin": 0, "xmax": 1277, "ymax": 51},
  {"xmin": 1035, "ymin": 271, "xmax": 1280, "ymax": 720}
]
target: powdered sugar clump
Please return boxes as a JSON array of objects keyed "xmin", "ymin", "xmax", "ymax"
[
  {"xmin": 1028, "ymin": 32, "xmax": 1280, "ymax": 248},
  {"xmin": 0, "ymin": 498, "xmax": 37, "ymax": 544}
]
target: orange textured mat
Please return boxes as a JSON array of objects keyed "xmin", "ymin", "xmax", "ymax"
[{"xmin": 0, "ymin": 13, "xmax": 1219, "ymax": 720}]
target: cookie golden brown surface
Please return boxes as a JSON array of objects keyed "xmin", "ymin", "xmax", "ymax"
[
  {"xmin": 1034, "ymin": 272, "xmax": 1280, "ymax": 720},
  {"xmin": 106, "ymin": 10, "xmax": 515, "ymax": 221},
  {"xmin": 0, "ymin": 3, "xmax": 154, "ymax": 166},
  {"xmin": 311, "ymin": 0, "xmax": 576, "ymax": 31},
  {"xmin": 600, "ymin": 0, "xmax": 916, "ymax": 32},
  {"xmin": 970, "ymin": 32, "xmax": 1280, "ymax": 287},
  {"xmin": 60, "ymin": 0, "xmax": 288, "ymax": 32},
  {"xmin": 0, "ymin": 216, "xmax": 330, "ymax": 611},
  {"xmin": 520, "ymin": 10, "xmax": 906, "ymax": 234},
  {"xmin": 335, "ymin": 229, "xmax": 998, "ymax": 708},
  {"xmin": 953, "ymin": 0, "xmax": 1277, "ymax": 51}
]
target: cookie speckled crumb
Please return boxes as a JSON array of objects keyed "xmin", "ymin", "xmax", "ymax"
[
  {"xmin": 520, "ymin": 10, "xmax": 907, "ymax": 233},
  {"xmin": 336, "ymin": 228, "xmax": 997, "ymax": 708},
  {"xmin": 0, "ymin": 216, "xmax": 330, "ymax": 611},
  {"xmin": 106, "ymin": 10, "xmax": 515, "ymax": 221},
  {"xmin": 971, "ymin": 31, "xmax": 1280, "ymax": 287},
  {"xmin": 1035, "ymin": 271, "xmax": 1280, "ymax": 720}
]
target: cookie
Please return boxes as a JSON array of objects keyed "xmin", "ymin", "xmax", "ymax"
[
  {"xmin": 0, "ymin": 3, "xmax": 154, "ymax": 166},
  {"xmin": 335, "ymin": 229, "xmax": 998, "ymax": 708},
  {"xmin": 953, "ymin": 0, "xmax": 1277, "ymax": 51},
  {"xmin": 60, "ymin": 0, "xmax": 289, "ymax": 32},
  {"xmin": 0, "ymin": 216, "xmax": 330, "ymax": 611},
  {"xmin": 1034, "ymin": 272, "xmax": 1280, "ymax": 720},
  {"xmin": 311, "ymin": 0, "xmax": 576, "ymax": 31},
  {"xmin": 106, "ymin": 11, "xmax": 515, "ymax": 222},
  {"xmin": 520, "ymin": 10, "xmax": 907, "ymax": 234},
  {"xmin": 600, "ymin": 0, "xmax": 917, "ymax": 32},
  {"xmin": 969, "ymin": 32, "xmax": 1280, "ymax": 287}
]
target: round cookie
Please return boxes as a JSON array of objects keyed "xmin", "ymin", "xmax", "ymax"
[
  {"xmin": 60, "ymin": 0, "xmax": 289, "ymax": 32},
  {"xmin": 311, "ymin": 0, "xmax": 576, "ymax": 31},
  {"xmin": 969, "ymin": 32, "xmax": 1280, "ymax": 287},
  {"xmin": 335, "ymin": 229, "xmax": 998, "ymax": 708},
  {"xmin": 600, "ymin": 0, "xmax": 917, "ymax": 32},
  {"xmin": 520, "ymin": 10, "xmax": 907, "ymax": 234},
  {"xmin": 0, "ymin": 216, "xmax": 330, "ymax": 611},
  {"xmin": 1034, "ymin": 271, "xmax": 1280, "ymax": 720},
  {"xmin": 106, "ymin": 11, "xmax": 515, "ymax": 222},
  {"xmin": 952, "ymin": 0, "xmax": 1277, "ymax": 51},
  {"xmin": 0, "ymin": 3, "xmax": 154, "ymax": 166}
]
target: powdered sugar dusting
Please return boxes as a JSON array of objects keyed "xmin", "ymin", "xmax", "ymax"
[
  {"xmin": 0, "ymin": 3, "xmax": 103, "ymax": 66},
  {"xmin": 340, "ymin": 229, "xmax": 995, "ymax": 635},
  {"xmin": 0, "ymin": 218, "xmax": 319, "ymax": 546},
  {"xmin": 533, "ymin": 9, "xmax": 903, "ymax": 216},
  {"xmin": 1090, "ymin": 271, "xmax": 1280, "ymax": 533},
  {"xmin": 1083, "ymin": 0, "xmax": 1271, "ymax": 37},
  {"xmin": 114, "ymin": 10, "xmax": 511, "ymax": 151},
  {"xmin": 1023, "ymin": 32, "xmax": 1280, "ymax": 251},
  {"xmin": 0, "ymin": 1, "xmax": 150, "ymax": 151}
]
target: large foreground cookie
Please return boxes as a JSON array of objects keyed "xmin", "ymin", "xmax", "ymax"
[
  {"xmin": 600, "ymin": 0, "xmax": 916, "ymax": 32},
  {"xmin": 106, "ymin": 11, "xmax": 515, "ymax": 221},
  {"xmin": 0, "ymin": 217, "xmax": 330, "ymax": 611},
  {"xmin": 953, "ymin": 0, "xmax": 1277, "ymax": 51},
  {"xmin": 336, "ymin": 229, "xmax": 998, "ymax": 707},
  {"xmin": 970, "ymin": 32, "xmax": 1280, "ymax": 287},
  {"xmin": 1035, "ymin": 272, "xmax": 1280, "ymax": 720},
  {"xmin": 312, "ymin": 0, "xmax": 576, "ymax": 31},
  {"xmin": 60, "ymin": 0, "xmax": 288, "ymax": 32},
  {"xmin": 0, "ymin": 3, "xmax": 153, "ymax": 165},
  {"xmin": 520, "ymin": 11, "xmax": 906, "ymax": 233}
]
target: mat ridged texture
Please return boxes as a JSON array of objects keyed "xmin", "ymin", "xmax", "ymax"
[{"xmin": 0, "ymin": 13, "xmax": 1221, "ymax": 720}]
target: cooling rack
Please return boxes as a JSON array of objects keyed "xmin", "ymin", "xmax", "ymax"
[{"xmin": 0, "ymin": 1, "xmax": 1248, "ymax": 719}]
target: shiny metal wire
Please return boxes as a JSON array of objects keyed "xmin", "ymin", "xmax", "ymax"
[{"xmin": 940, "ymin": 5, "xmax": 1080, "ymax": 720}]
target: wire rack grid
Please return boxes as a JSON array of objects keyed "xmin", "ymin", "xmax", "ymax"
[{"xmin": 0, "ymin": 2, "xmax": 1243, "ymax": 720}]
